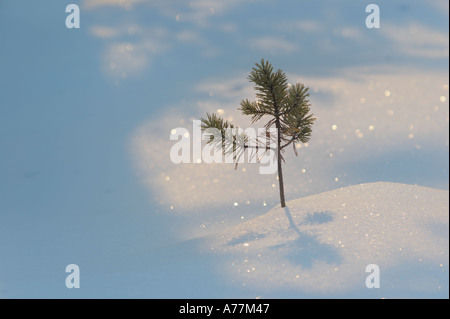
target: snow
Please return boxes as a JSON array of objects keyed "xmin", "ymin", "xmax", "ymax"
[{"xmin": 200, "ymin": 182, "xmax": 449, "ymax": 298}]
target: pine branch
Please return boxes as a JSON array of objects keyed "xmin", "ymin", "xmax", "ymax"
[
  {"xmin": 239, "ymin": 99, "xmax": 274, "ymax": 123},
  {"xmin": 200, "ymin": 113, "xmax": 276, "ymax": 169}
]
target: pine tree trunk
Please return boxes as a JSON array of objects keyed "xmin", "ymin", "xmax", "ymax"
[
  {"xmin": 276, "ymin": 120, "xmax": 286, "ymax": 208},
  {"xmin": 277, "ymin": 149, "xmax": 286, "ymax": 207}
]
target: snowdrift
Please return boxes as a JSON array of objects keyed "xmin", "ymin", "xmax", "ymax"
[{"xmin": 202, "ymin": 182, "xmax": 449, "ymax": 298}]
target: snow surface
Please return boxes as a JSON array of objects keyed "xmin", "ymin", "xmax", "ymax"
[{"xmin": 199, "ymin": 182, "xmax": 449, "ymax": 298}]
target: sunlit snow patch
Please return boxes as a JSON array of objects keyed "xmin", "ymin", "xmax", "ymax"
[{"xmin": 201, "ymin": 182, "xmax": 449, "ymax": 298}]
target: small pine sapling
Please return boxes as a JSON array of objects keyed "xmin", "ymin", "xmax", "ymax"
[{"xmin": 201, "ymin": 59, "xmax": 315, "ymax": 207}]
